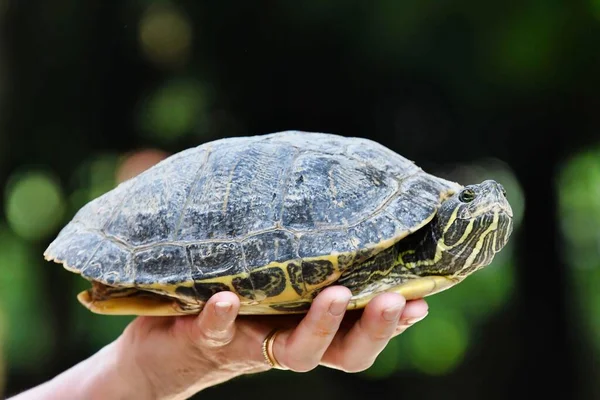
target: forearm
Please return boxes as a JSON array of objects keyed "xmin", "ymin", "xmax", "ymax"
[
  {"xmin": 8, "ymin": 334, "xmax": 262, "ymax": 400},
  {"xmin": 8, "ymin": 340, "xmax": 153, "ymax": 400}
]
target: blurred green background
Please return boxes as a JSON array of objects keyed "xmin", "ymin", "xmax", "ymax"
[{"xmin": 0, "ymin": 1, "xmax": 599, "ymax": 399}]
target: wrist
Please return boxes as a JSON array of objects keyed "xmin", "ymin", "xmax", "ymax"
[
  {"xmin": 8, "ymin": 338, "xmax": 154, "ymax": 400},
  {"xmin": 76, "ymin": 338, "xmax": 155, "ymax": 400}
]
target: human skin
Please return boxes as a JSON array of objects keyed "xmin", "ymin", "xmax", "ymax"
[{"xmin": 8, "ymin": 286, "xmax": 428, "ymax": 400}]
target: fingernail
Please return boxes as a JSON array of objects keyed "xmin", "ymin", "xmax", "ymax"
[
  {"xmin": 329, "ymin": 298, "xmax": 349, "ymax": 316},
  {"xmin": 214, "ymin": 301, "xmax": 232, "ymax": 317},
  {"xmin": 402, "ymin": 312, "xmax": 429, "ymax": 325},
  {"xmin": 382, "ymin": 304, "xmax": 404, "ymax": 322}
]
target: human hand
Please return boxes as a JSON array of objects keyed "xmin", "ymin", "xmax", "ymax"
[
  {"xmin": 118, "ymin": 286, "xmax": 428, "ymax": 400},
  {"xmin": 8, "ymin": 286, "xmax": 428, "ymax": 400}
]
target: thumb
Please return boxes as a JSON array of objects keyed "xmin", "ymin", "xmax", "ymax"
[{"xmin": 191, "ymin": 291, "xmax": 241, "ymax": 348}]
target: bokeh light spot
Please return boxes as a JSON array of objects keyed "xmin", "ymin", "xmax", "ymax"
[
  {"xmin": 68, "ymin": 153, "xmax": 119, "ymax": 216},
  {"xmin": 364, "ymin": 0, "xmax": 438, "ymax": 60},
  {"xmin": 0, "ymin": 308, "xmax": 4, "ymax": 396},
  {"xmin": 137, "ymin": 78, "xmax": 207, "ymax": 144},
  {"xmin": 592, "ymin": 0, "xmax": 600, "ymax": 21},
  {"xmin": 0, "ymin": 226, "xmax": 54, "ymax": 370},
  {"xmin": 557, "ymin": 144, "xmax": 600, "ymax": 354},
  {"xmin": 481, "ymin": 3, "xmax": 561, "ymax": 87},
  {"xmin": 557, "ymin": 145, "xmax": 600, "ymax": 268},
  {"xmin": 116, "ymin": 148, "xmax": 169, "ymax": 183},
  {"xmin": 362, "ymin": 335, "xmax": 402, "ymax": 379},
  {"xmin": 409, "ymin": 312, "xmax": 468, "ymax": 375},
  {"xmin": 4, "ymin": 169, "xmax": 66, "ymax": 241},
  {"xmin": 139, "ymin": 2, "xmax": 192, "ymax": 69}
]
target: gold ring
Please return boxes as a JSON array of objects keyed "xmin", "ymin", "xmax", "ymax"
[{"xmin": 261, "ymin": 329, "xmax": 288, "ymax": 370}]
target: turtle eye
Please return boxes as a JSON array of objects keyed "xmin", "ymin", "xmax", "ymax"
[{"xmin": 459, "ymin": 188, "xmax": 476, "ymax": 203}]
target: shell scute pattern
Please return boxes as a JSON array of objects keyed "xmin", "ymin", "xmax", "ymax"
[
  {"xmin": 262, "ymin": 131, "xmax": 347, "ymax": 155},
  {"xmin": 301, "ymin": 259, "xmax": 335, "ymax": 285},
  {"xmin": 188, "ymin": 241, "xmax": 245, "ymax": 280},
  {"xmin": 46, "ymin": 131, "xmax": 455, "ymax": 306},
  {"xmin": 241, "ymin": 230, "xmax": 298, "ymax": 270},
  {"xmin": 280, "ymin": 152, "xmax": 399, "ymax": 231},
  {"xmin": 45, "ymin": 223, "xmax": 102, "ymax": 271},
  {"xmin": 105, "ymin": 148, "xmax": 207, "ymax": 246},
  {"xmin": 81, "ymin": 240, "xmax": 132, "ymax": 284},
  {"xmin": 384, "ymin": 175, "xmax": 446, "ymax": 231},
  {"xmin": 70, "ymin": 174, "xmax": 138, "ymax": 232},
  {"xmin": 298, "ymin": 229, "xmax": 356, "ymax": 259},
  {"xmin": 345, "ymin": 139, "xmax": 421, "ymax": 179},
  {"xmin": 286, "ymin": 262, "xmax": 304, "ymax": 295},
  {"xmin": 347, "ymin": 212, "xmax": 409, "ymax": 251},
  {"xmin": 175, "ymin": 142, "xmax": 297, "ymax": 241},
  {"xmin": 133, "ymin": 245, "xmax": 191, "ymax": 285},
  {"xmin": 232, "ymin": 268, "xmax": 288, "ymax": 299}
]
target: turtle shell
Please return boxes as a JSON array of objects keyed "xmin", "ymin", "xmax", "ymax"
[{"xmin": 44, "ymin": 131, "xmax": 461, "ymax": 315}]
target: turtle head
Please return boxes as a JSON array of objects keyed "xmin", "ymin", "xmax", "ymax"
[{"xmin": 432, "ymin": 179, "xmax": 514, "ymax": 276}]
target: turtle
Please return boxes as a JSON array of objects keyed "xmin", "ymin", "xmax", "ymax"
[{"xmin": 44, "ymin": 131, "xmax": 514, "ymax": 316}]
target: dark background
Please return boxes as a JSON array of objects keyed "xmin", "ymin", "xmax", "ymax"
[{"xmin": 1, "ymin": 1, "xmax": 599, "ymax": 399}]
